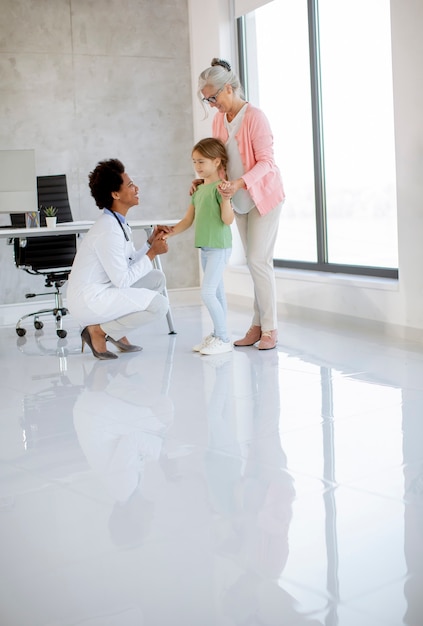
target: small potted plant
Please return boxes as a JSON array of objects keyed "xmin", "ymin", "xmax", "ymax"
[{"xmin": 43, "ymin": 206, "xmax": 58, "ymax": 228}]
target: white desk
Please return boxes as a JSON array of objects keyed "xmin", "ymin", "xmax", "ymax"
[
  {"xmin": 1, "ymin": 218, "xmax": 179, "ymax": 334},
  {"xmin": 0, "ymin": 219, "xmax": 179, "ymax": 238}
]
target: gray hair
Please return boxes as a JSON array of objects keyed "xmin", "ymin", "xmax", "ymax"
[{"xmin": 197, "ymin": 58, "xmax": 245, "ymax": 115}]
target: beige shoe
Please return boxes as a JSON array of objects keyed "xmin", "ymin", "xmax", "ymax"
[
  {"xmin": 258, "ymin": 330, "xmax": 278, "ymax": 350},
  {"xmin": 233, "ymin": 325, "xmax": 262, "ymax": 347}
]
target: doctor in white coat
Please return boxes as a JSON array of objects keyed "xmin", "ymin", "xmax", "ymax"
[{"xmin": 67, "ymin": 158, "xmax": 171, "ymax": 360}]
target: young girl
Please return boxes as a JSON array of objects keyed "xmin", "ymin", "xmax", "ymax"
[{"xmin": 167, "ymin": 137, "xmax": 234, "ymax": 355}]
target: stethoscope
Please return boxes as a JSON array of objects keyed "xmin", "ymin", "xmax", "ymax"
[{"xmin": 110, "ymin": 210, "xmax": 130, "ymax": 241}]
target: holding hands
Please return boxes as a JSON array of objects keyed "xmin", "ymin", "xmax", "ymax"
[
  {"xmin": 146, "ymin": 225, "xmax": 173, "ymax": 258},
  {"xmin": 218, "ymin": 178, "xmax": 245, "ymax": 199},
  {"xmin": 190, "ymin": 178, "xmax": 246, "ymax": 199}
]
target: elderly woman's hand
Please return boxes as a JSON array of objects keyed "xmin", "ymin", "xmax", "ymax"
[
  {"xmin": 190, "ymin": 178, "xmax": 204, "ymax": 196},
  {"xmin": 218, "ymin": 178, "xmax": 246, "ymax": 198}
]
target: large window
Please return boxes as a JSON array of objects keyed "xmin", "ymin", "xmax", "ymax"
[{"xmin": 239, "ymin": 0, "xmax": 398, "ymax": 277}]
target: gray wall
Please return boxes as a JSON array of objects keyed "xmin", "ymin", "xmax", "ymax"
[{"xmin": 0, "ymin": 0, "xmax": 198, "ymax": 304}]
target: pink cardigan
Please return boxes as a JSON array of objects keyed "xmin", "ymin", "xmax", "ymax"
[{"xmin": 212, "ymin": 103, "xmax": 285, "ymax": 216}]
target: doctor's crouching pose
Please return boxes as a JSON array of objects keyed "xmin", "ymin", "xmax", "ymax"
[{"xmin": 67, "ymin": 158, "xmax": 171, "ymax": 360}]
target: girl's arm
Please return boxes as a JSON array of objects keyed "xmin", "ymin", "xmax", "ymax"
[
  {"xmin": 166, "ymin": 204, "xmax": 195, "ymax": 237},
  {"xmin": 220, "ymin": 196, "xmax": 234, "ymax": 225}
]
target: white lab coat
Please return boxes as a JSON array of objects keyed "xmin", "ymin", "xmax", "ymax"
[{"xmin": 67, "ymin": 211, "xmax": 156, "ymax": 326}]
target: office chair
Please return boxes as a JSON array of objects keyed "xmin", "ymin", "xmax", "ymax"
[{"xmin": 13, "ymin": 174, "xmax": 77, "ymax": 338}]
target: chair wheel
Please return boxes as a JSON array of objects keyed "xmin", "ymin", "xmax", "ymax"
[
  {"xmin": 34, "ymin": 320, "xmax": 44, "ymax": 330},
  {"xmin": 57, "ymin": 329, "xmax": 67, "ymax": 338},
  {"xmin": 16, "ymin": 328, "xmax": 26, "ymax": 337}
]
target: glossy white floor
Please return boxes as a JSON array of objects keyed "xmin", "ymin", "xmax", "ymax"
[{"xmin": 1, "ymin": 302, "xmax": 422, "ymax": 626}]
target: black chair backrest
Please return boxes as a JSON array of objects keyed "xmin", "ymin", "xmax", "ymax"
[
  {"xmin": 12, "ymin": 174, "xmax": 76, "ymax": 272},
  {"xmin": 14, "ymin": 234, "xmax": 77, "ymax": 271},
  {"xmin": 11, "ymin": 174, "xmax": 72, "ymax": 228},
  {"xmin": 37, "ymin": 174, "xmax": 73, "ymax": 224}
]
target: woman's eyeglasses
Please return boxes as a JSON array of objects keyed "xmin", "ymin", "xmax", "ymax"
[{"xmin": 202, "ymin": 86, "xmax": 225, "ymax": 104}]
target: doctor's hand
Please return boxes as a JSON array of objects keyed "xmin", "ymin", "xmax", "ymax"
[{"xmin": 146, "ymin": 231, "xmax": 169, "ymax": 260}]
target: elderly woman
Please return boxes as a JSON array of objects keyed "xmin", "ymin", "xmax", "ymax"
[
  {"xmin": 197, "ymin": 58, "xmax": 285, "ymax": 350},
  {"xmin": 67, "ymin": 158, "xmax": 170, "ymax": 360}
]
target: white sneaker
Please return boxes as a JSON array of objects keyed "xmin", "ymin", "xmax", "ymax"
[
  {"xmin": 200, "ymin": 337, "xmax": 232, "ymax": 355},
  {"xmin": 192, "ymin": 334, "xmax": 214, "ymax": 352}
]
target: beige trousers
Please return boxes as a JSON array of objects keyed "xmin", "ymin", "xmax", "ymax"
[{"xmin": 235, "ymin": 203, "xmax": 282, "ymax": 332}]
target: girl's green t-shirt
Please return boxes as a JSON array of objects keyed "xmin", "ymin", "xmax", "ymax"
[{"xmin": 192, "ymin": 181, "xmax": 232, "ymax": 249}]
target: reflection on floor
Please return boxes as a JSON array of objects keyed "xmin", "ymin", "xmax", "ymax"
[{"xmin": 0, "ymin": 303, "xmax": 422, "ymax": 626}]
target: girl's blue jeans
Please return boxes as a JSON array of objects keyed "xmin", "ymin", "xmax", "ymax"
[{"xmin": 200, "ymin": 247, "xmax": 232, "ymax": 342}]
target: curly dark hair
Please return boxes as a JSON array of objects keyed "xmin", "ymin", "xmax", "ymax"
[{"xmin": 88, "ymin": 158, "xmax": 125, "ymax": 210}]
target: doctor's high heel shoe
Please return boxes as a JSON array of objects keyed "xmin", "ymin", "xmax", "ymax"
[
  {"xmin": 81, "ymin": 327, "xmax": 118, "ymax": 360},
  {"xmin": 106, "ymin": 335, "xmax": 143, "ymax": 353}
]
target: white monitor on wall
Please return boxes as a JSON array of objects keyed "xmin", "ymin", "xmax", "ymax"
[{"xmin": 0, "ymin": 149, "xmax": 38, "ymax": 213}]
